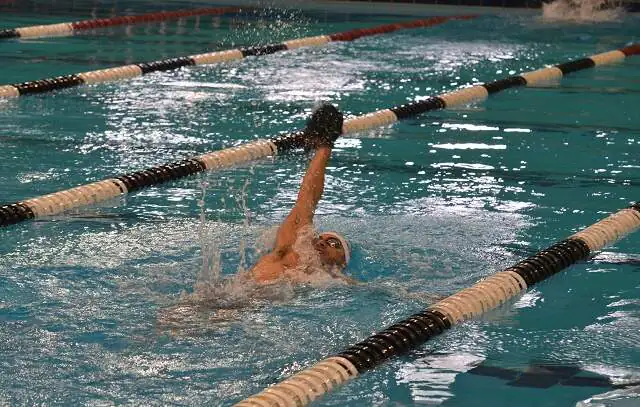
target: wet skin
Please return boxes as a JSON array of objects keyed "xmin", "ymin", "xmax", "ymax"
[{"xmin": 249, "ymin": 232, "xmax": 347, "ymax": 284}]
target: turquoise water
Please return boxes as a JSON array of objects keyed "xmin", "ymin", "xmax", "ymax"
[{"xmin": 1, "ymin": 2, "xmax": 639, "ymax": 406}]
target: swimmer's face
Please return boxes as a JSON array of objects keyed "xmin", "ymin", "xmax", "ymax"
[{"xmin": 314, "ymin": 233, "xmax": 347, "ymax": 267}]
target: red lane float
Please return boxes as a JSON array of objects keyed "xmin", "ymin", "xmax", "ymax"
[{"xmin": 0, "ymin": 6, "xmax": 242, "ymax": 39}]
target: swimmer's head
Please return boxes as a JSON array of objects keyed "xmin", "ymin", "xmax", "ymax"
[{"xmin": 314, "ymin": 231, "xmax": 351, "ymax": 268}]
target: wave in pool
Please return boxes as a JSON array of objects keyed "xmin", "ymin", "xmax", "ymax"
[
  {"xmin": 542, "ymin": 0, "xmax": 626, "ymax": 23},
  {"xmin": 577, "ymin": 385, "xmax": 640, "ymax": 406}
]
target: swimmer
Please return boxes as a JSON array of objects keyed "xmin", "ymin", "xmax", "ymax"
[{"xmin": 249, "ymin": 103, "xmax": 357, "ymax": 285}]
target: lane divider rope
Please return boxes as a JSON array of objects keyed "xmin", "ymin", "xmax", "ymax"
[
  {"xmin": 234, "ymin": 202, "xmax": 640, "ymax": 406},
  {"xmin": 0, "ymin": 6, "xmax": 242, "ymax": 40},
  {"xmin": 0, "ymin": 16, "xmax": 474, "ymax": 97},
  {"xmin": 339, "ymin": 44, "xmax": 638, "ymax": 137},
  {"xmin": 1, "ymin": 44, "xmax": 638, "ymax": 228}
]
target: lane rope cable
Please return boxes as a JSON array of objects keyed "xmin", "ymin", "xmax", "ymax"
[
  {"xmin": 0, "ymin": 6, "xmax": 242, "ymax": 40},
  {"xmin": 0, "ymin": 43, "xmax": 637, "ymax": 228},
  {"xmin": 0, "ymin": 16, "xmax": 474, "ymax": 98}
]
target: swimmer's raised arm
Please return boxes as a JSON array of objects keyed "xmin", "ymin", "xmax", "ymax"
[
  {"xmin": 273, "ymin": 104, "xmax": 343, "ymax": 254},
  {"xmin": 274, "ymin": 146, "xmax": 332, "ymax": 251}
]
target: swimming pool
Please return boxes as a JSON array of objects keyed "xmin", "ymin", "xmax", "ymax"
[{"xmin": 1, "ymin": 1, "xmax": 639, "ymax": 406}]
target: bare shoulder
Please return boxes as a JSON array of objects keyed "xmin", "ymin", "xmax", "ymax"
[{"xmin": 250, "ymin": 248, "xmax": 298, "ymax": 284}]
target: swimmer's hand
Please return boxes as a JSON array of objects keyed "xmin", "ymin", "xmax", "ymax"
[{"xmin": 304, "ymin": 102, "xmax": 343, "ymax": 149}]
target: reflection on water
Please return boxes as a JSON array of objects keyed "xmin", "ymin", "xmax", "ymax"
[
  {"xmin": 398, "ymin": 351, "xmax": 486, "ymax": 405},
  {"xmin": 578, "ymin": 385, "xmax": 640, "ymax": 407}
]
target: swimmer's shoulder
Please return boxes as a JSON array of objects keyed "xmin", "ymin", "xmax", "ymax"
[
  {"xmin": 250, "ymin": 247, "xmax": 299, "ymax": 284},
  {"xmin": 268, "ymin": 244, "xmax": 300, "ymax": 266}
]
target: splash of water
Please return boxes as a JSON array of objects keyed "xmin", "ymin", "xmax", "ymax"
[
  {"xmin": 188, "ymin": 223, "xmax": 347, "ymax": 311},
  {"xmin": 157, "ymin": 173, "xmax": 350, "ymax": 336},
  {"xmin": 542, "ymin": 0, "xmax": 626, "ymax": 23},
  {"xmin": 196, "ymin": 180, "xmax": 221, "ymax": 284},
  {"xmin": 235, "ymin": 174, "xmax": 253, "ymax": 274},
  {"xmin": 190, "ymin": 173, "xmax": 278, "ymax": 309}
]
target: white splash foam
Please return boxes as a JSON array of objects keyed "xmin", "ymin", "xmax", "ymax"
[
  {"xmin": 542, "ymin": 0, "xmax": 626, "ymax": 23},
  {"xmin": 577, "ymin": 385, "xmax": 640, "ymax": 407}
]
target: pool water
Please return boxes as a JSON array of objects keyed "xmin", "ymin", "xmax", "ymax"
[{"xmin": 1, "ymin": 2, "xmax": 639, "ymax": 406}]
